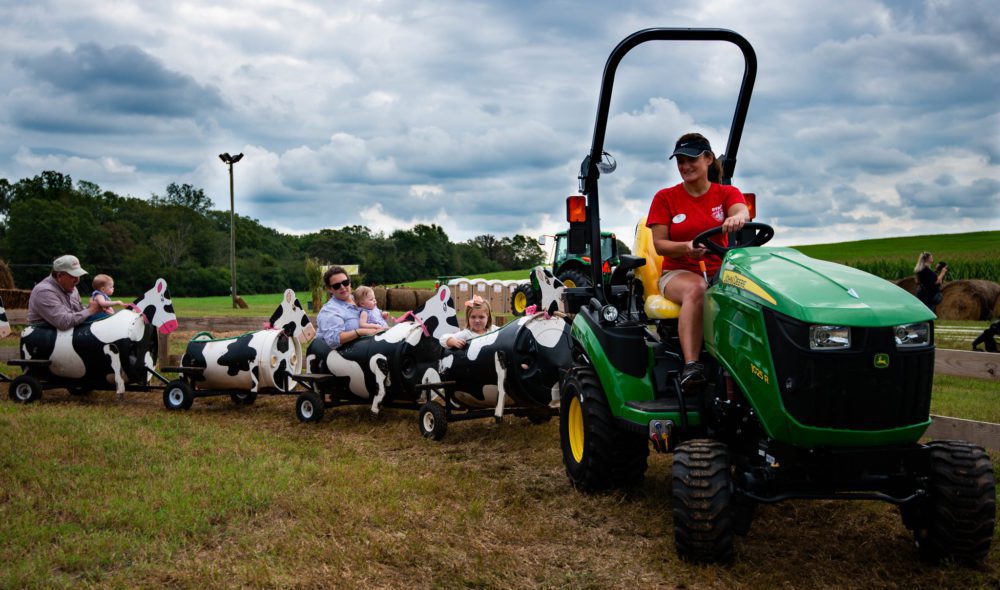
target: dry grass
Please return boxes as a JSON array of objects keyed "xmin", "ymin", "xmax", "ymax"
[{"xmin": 1, "ymin": 389, "xmax": 998, "ymax": 589}]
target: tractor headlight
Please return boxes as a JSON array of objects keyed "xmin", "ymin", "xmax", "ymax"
[
  {"xmin": 894, "ymin": 322, "xmax": 931, "ymax": 348},
  {"xmin": 600, "ymin": 304, "xmax": 619, "ymax": 324},
  {"xmin": 809, "ymin": 325, "xmax": 851, "ymax": 350}
]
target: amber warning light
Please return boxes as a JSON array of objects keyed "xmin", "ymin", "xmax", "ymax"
[{"xmin": 566, "ymin": 195, "xmax": 587, "ymax": 223}]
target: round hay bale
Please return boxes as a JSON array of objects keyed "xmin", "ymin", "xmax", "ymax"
[
  {"xmin": 413, "ymin": 289, "xmax": 435, "ymax": 309},
  {"xmin": 373, "ymin": 286, "xmax": 387, "ymax": 311},
  {"xmin": 387, "ymin": 288, "xmax": 417, "ymax": 312},
  {"xmin": 994, "ymin": 291, "xmax": 1000, "ymax": 321},
  {"xmin": 0, "ymin": 260, "xmax": 15, "ymax": 290},
  {"xmin": 0, "ymin": 288, "xmax": 31, "ymax": 309},
  {"xmin": 893, "ymin": 276, "xmax": 917, "ymax": 295},
  {"xmin": 937, "ymin": 280, "xmax": 1000, "ymax": 321}
]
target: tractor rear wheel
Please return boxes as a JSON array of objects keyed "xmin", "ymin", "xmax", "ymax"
[
  {"xmin": 914, "ymin": 440, "xmax": 995, "ymax": 564},
  {"xmin": 510, "ymin": 284, "xmax": 535, "ymax": 316},
  {"xmin": 559, "ymin": 367, "xmax": 648, "ymax": 492},
  {"xmin": 557, "ymin": 269, "xmax": 591, "ymax": 289},
  {"xmin": 672, "ymin": 439, "xmax": 735, "ymax": 564}
]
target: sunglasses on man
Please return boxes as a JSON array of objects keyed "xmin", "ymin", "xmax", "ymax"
[{"xmin": 328, "ymin": 278, "xmax": 352, "ymax": 290}]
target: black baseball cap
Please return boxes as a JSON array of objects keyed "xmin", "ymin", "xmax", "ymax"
[{"xmin": 669, "ymin": 137, "xmax": 713, "ymax": 159}]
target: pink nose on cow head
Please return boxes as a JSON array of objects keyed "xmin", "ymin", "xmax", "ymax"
[{"xmin": 159, "ymin": 319, "xmax": 179, "ymax": 335}]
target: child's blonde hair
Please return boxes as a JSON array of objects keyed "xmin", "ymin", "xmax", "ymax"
[
  {"xmin": 354, "ymin": 285, "xmax": 375, "ymax": 304},
  {"xmin": 914, "ymin": 251, "xmax": 932, "ymax": 273},
  {"xmin": 464, "ymin": 296, "xmax": 493, "ymax": 328},
  {"xmin": 92, "ymin": 274, "xmax": 114, "ymax": 291}
]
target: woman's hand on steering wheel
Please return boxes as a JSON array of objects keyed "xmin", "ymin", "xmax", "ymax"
[
  {"xmin": 692, "ymin": 221, "xmax": 775, "ymax": 258},
  {"xmin": 720, "ymin": 214, "xmax": 747, "ymax": 235}
]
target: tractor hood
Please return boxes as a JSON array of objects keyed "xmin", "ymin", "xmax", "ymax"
[{"xmin": 718, "ymin": 247, "xmax": 935, "ymax": 327}]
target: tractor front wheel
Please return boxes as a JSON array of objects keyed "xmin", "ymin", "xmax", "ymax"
[
  {"xmin": 559, "ymin": 367, "xmax": 648, "ymax": 492},
  {"xmin": 672, "ymin": 439, "xmax": 735, "ymax": 564},
  {"xmin": 913, "ymin": 440, "xmax": 995, "ymax": 564},
  {"xmin": 557, "ymin": 269, "xmax": 590, "ymax": 289},
  {"xmin": 510, "ymin": 284, "xmax": 535, "ymax": 316}
]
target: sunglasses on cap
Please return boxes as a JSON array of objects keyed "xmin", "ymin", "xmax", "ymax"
[{"xmin": 328, "ymin": 278, "xmax": 352, "ymax": 290}]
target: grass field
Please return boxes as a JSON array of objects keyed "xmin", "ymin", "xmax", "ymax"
[{"xmin": 1, "ymin": 390, "xmax": 997, "ymax": 589}]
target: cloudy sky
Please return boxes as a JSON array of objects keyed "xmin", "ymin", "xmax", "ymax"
[{"xmin": 1, "ymin": 0, "xmax": 997, "ymax": 248}]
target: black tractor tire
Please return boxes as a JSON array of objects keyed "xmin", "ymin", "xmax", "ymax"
[
  {"xmin": 418, "ymin": 402, "xmax": 448, "ymax": 440},
  {"xmin": 672, "ymin": 439, "xmax": 735, "ymax": 564},
  {"xmin": 913, "ymin": 440, "xmax": 995, "ymax": 564},
  {"xmin": 559, "ymin": 367, "xmax": 648, "ymax": 492},
  {"xmin": 510, "ymin": 284, "xmax": 536, "ymax": 316},
  {"xmin": 296, "ymin": 392, "xmax": 325, "ymax": 423},
  {"xmin": 557, "ymin": 268, "xmax": 591, "ymax": 290},
  {"xmin": 230, "ymin": 391, "xmax": 258, "ymax": 406},
  {"xmin": 9, "ymin": 375, "xmax": 42, "ymax": 403},
  {"xmin": 163, "ymin": 380, "xmax": 195, "ymax": 411}
]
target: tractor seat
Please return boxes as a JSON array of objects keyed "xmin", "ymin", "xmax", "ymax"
[{"xmin": 634, "ymin": 216, "xmax": 681, "ymax": 320}]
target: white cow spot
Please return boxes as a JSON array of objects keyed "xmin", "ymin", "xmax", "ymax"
[{"xmin": 51, "ymin": 329, "xmax": 86, "ymax": 378}]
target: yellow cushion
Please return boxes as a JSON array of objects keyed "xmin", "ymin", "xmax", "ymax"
[{"xmin": 634, "ymin": 216, "xmax": 681, "ymax": 320}]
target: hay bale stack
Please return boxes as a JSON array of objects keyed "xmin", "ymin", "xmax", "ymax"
[
  {"xmin": 0, "ymin": 261, "xmax": 15, "ymax": 290},
  {"xmin": 894, "ymin": 276, "xmax": 917, "ymax": 295},
  {"xmin": 373, "ymin": 286, "xmax": 387, "ymax": 311},
  {"xmin": 387, "ymin": 288, "xmax": 417, "ymax": 312},
  {"xmin": 413, "ymin": 289, "xmax": 435, "ymax": 309},
  {"xmin": 0, "ymin": 288, "xmax": 32, "ymax": 309},
  {"xmin": 937, "ymin": 280, "xmax": 1000, "ymax": 321}
]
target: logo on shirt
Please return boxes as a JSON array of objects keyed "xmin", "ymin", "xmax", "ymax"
[
  {"xmin": 712, "ymin": 205, "xmax": 725, "ymax": 222},
  {"xmin": 672, "ymin": 214, "xmax": 686, "ymax": 224}
]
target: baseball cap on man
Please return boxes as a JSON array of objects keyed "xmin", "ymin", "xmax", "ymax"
[
  {"xmin": 52, "ymin": 255, "xmax": 88, "ymax": 277},
  {"xmin": 669, "ymin": 137, "xmax": 713, "ymax": 159}
]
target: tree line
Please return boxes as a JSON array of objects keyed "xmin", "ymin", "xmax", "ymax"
[{"xmin": 0, "ymin": 171, "xmax": 545, "ymax": 296}]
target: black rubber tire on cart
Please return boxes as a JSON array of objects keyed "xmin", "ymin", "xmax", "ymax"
[
  {"xmin": 913, "ymin": 440, "xmax": 995, "ymax": 565},
  {"xmin": 296, "ymin": 392, "xmax": 325, "ymax": 423},
  {"xmin": 163, "ymin": 380, "xmax": 195, "ymax": 411},
  {"xmin": 672, "ymin": 439, "xmax": 735, "ymax": 564},
  {"xmin": 9, "ymin": 375, "xmax": 42, "ymax": 403},
  {"xmin": 418, "ymin": 402, "xmax": 448, "ymax": 441},
  {"xmin": 559, "ymin": 366, "xmax": 648, "ymax": 492},
  {"xmin": 230, "ymin": 391, "xmax": 258, "ymax": 406}
]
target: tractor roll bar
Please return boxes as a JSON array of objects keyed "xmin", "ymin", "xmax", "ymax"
[{"xmin": 579, "ymin": 28, "xmax": 757, "ymax": 300}]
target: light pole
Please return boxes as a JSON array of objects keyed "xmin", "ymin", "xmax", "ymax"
[{"xmin": 219, "ymin": 152, "xmax": 244, "ymax": 308}]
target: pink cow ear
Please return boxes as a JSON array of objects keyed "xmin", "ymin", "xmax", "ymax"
[
  {"xmin": 156, "ymin": 279, "xmax": 165, "ymax": 294},
  {"xmin": 439, "ymin": 288, "xmax": 447, "ymax": 301}
]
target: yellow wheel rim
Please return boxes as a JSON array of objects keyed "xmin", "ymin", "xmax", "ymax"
[
  {"xmin": 568, "ymin": 395, "xmax": 584, "ymax": 463},
  {"xmin": 513, "ymin": 291, "xmax": 527, "ymax": 313},
  {"xmin": 562, "ymin": 278, "xmax": 577, "ymax": 289}
]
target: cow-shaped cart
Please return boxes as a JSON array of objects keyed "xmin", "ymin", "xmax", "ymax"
[
  {"xmin": 8, "ymin": 279, "xmax": 178, "ymax": 402},
  {"xmin": 160, "ymin": 289, "xmax": 315, "ymax": 410},
  {"xmin": 291, "ymin": 285, "xmax": 459, "ymax": 423},
  {"xmin": 416, "ymin": 268, "xmax": 574, "ymax": 440}
]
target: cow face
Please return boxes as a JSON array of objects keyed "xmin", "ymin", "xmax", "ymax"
[
  {"xmin": 133, "ymin": 278, "xmax": 178, "ymax": 334},
  {"xmin": 266, "ymin": 289, "xmax": 316, "ymax": 343},
  {"xmin": 412, "ymin": 285, "xmax": 459, "ymax": 339},
  {"xmin": 0, "ymin": 295, "xmax": 9, "ymax": 339},
  {"xmin": 533, "ymin": 267, "xmax": 565, "ymax": 315}
]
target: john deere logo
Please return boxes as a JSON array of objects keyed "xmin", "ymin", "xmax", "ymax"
[{"xmin": 873, "ymin": 353, "xmax": 890, "ymax": 369}]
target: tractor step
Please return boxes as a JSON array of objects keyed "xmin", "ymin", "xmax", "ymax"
[{"xmin": 626, "ymin": 399, "xmax": 686, "ymax": 412}]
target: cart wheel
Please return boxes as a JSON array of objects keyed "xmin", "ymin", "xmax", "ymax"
[
  {"xmin": 296, "ymin": 392, "xmax": 324, "ymax": 423},
  {"xmin": 230, "ymin": 391, "xmax": 258, "ymax": 406},
  {"xmin": 163, "ymin": 380, "xmax": 194, "ymax": 411},
  {"xmin": 418, "ymin": 402, "xmax": 448, "ymax": 441},
  {"xmin": 527, "ymin": 414, "xmax": 552, "ymax": 425},
  {"xmin": 9, "ymin": 375, "xmax": 42, "ymax": 403}
]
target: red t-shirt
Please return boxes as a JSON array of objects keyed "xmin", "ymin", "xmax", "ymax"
[{"xmin": 646, "ymin": 183, "xmax": 747, "ymax": 274}]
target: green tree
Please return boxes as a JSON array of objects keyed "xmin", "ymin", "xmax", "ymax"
[{"xmin": 151, "ymin": 182, "xmax": 215, "ymax": 215}]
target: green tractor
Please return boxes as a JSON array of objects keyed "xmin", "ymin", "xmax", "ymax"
[
  {"xmin": 558, "ymin": 28, "xmax": 995, "ymax": 565},
  {"xmin": 510, "ymin": 230, "xmax": 619, "ymax": 316}
]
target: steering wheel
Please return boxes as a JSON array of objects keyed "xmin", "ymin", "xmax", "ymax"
[{"xmin": 692, "ymin": 222, "xmax": 774, "ymax": 258}]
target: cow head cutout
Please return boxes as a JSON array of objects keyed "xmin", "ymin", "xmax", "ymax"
[
  {"xmin": 132, "ymin": 278, "xmax": 178, "ymax": 334},
  {"xmin": 267, "ymin": 288, "xmax": 316, "ymax": 343},
  {"xmin": 411, "ymin": 285, "xmax": 459, "ymax": 339}
]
